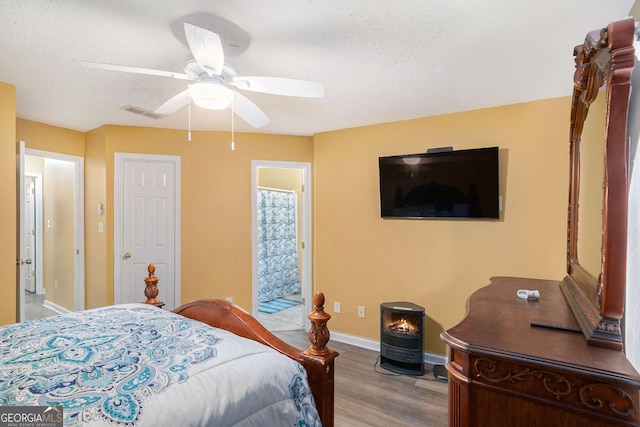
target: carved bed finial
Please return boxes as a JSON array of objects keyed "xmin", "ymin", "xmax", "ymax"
[
  {"xmin": 306, "ymin": 291, "xmax": 332, "ymax": 356},
  {"xmin": 144, "ymin": 263, "xmax": 161, "ymax": 305}
]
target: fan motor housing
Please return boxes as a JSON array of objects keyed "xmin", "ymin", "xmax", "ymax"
[{"xmin": 183, "ymin": 55, "xmax": 237, "ymax": 82}]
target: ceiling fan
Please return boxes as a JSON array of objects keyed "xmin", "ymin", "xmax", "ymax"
[{"xmin": 81, "ymin": 23, "xmax": 324, "ymax": 128}]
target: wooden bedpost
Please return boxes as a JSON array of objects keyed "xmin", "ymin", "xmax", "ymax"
[
  {"xmin": 172, "ymin": 289, "xmax": 338, "ymax": 427},
  {"xmin": 306, "ymin": 291, "xmax": 331, "ymax": 355},
  {"xmin": 302, "ymin": 292, "xmax": 338, "ymax": 427},
  {"xmin": 144, "ymin": 264, "xmax": 165, "ymax": 308}
]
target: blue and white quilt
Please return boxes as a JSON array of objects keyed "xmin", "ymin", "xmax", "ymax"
[{"xmin": 0, "ymin": 304, "xmax": 321, "ymax": 427}]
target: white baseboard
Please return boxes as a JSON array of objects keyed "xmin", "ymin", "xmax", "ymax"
[
  {"xmin": 330, "ymin": 331, "xmax": 447, "ymax": 366},
  {"xmin": 43, "ymin": 300, "xmax": 71, "ymax": 315}
]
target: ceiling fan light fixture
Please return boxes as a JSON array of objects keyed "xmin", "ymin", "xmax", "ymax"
[{"xmin": 189, "ymin": 82, "xmax": 234, "ymax": 110}]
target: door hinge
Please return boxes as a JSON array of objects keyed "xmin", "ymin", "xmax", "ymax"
[
  {"xmin": 301, "ymin": 241, "xmax": 305, "ymax": 249},
  {"xmin": 301, "ymin": 297, "xmax": 306, "ymax": 305}
]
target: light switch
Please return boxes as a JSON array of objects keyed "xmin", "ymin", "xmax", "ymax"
[{"xmin": 98, "ymin": 221, "xmax": 104, "ymax": 233}]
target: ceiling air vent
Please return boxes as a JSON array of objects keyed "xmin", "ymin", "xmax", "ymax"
[{"xmin": 121, "ymin": 105, "xmax": 165, "ymax": 120}]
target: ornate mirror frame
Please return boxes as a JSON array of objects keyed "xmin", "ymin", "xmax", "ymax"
[{"xmin": 560, "ymin": 18, "xmax": 635, "ymax": 350}]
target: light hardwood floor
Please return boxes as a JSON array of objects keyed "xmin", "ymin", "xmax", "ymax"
[{"xmin": 275, "ymin": 330, "xmax": 448, "ymax": 427}]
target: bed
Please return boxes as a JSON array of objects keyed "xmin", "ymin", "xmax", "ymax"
[{"xmin": 0, "ymin": 264, "xmax": 338, "ymax": 426}]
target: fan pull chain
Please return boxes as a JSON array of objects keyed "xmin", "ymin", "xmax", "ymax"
[
  {"xmin": 231, "ymin": 97, "xmax": 235, "ymax": 151},
  {"xmin": 187, "ymin": 89, "xmax": 192, "ymax": 142}
]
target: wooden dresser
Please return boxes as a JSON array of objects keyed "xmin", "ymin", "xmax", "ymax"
[{"xmin": 441, "ymin": 277, "xmax": 640, "ymax": 427}]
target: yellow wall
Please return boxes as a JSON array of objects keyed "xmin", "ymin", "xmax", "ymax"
[
  {"xmin": 577, "ymin": 94, "xmax": 607, "ymax": 276},
  {"xmin": 17, "ymin": 119, "xmax": 84, "ymax": 157},
  {"xmin": 0, "ymin": 83, "xmax": 16, "ymax": 325},
  {"xmin": 9, "ymin": 122, "xmax": 313, "ymax": 313},
  {"xmin": 42, "ymin": 159, "xmax": 76, "ymax": 309},
  {"xmin": 98, "ymin": 126, "xmax": 313, "ymax": 310},
  {"xmin": 84, "ymin": 127, "xmax": 107, "ymax": 309},
  {"xmin": 313, "ymin": 97, "xmax": 571, "ymax": 354}
]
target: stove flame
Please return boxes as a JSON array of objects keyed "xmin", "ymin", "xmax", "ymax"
[{"xmin": 387, "ymin": 317, "xmax": 418, "ymax": 334}]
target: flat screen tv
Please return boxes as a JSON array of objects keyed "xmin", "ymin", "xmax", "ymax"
[{"xmin": 379, "ymin": 147, "xmax": 499, "ymax": 220}]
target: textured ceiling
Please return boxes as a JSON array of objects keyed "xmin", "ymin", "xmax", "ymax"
[{"xmin": 0, "ymin": 1, "xmax": 635, "ymax": 136}]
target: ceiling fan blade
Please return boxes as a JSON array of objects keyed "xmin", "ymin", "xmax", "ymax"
[
  {"xmin": 80, "ymin": 61, "xmax": 191, "ymax": 80},
  {"xmin": 231, "ymin": 76, "xmax": 324, "ymax": 98},
  {"xmin": 154, "ymin": 89, "xmax": 190, "ymax": 115},
  {"xmin": 184, "ymin": 23, "xmax": 225, "ymax": 77},
  {"xmin": 231, "ymin": 90, "xmax": 270, "ymax": 128}
]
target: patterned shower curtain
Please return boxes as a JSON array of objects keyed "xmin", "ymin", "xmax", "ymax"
[{"xmin": 257, "ymin": 189, "xmax": 300, "ymax": 302}]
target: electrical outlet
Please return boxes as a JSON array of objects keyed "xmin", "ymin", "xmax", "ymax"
[
  {"xmin": 334, "ymin": 301, "xmax": 341, "ymax": 313},
  {"xmin": 53, "ymin": 280, "xmax": 58, "ymax": 290},
  {"xmin": 358, "ymin": 305, "xmax": 365, "ymax": 318}
]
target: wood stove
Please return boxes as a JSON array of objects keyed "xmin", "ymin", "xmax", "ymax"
[{"xmin": 380, "ymin": 301, "xmax": 424, "ymax": 375}]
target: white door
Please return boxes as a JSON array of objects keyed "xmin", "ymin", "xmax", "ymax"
[
  {"xmin": 114, "ymin": 153, "xmax": 181, "ymax": 310},
  {"xmin": 27, "ymin": 172, "xmax": 44, "ymax": 295},
  {"xmin": 24, "ymin": 175, "xmax": 36, "ymax": 292}
]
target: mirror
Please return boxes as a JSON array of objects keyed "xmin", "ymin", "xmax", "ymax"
[
  {"xmin": 561, "ymin": 18, "xmax": 635, "ymax": 350},
  {"xmin": 577, "ymin": 93, "xmax": 606, "ymax": 281}
]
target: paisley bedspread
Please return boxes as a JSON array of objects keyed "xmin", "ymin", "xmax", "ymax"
[{"xmin": 0, "ymin": 304, "xmax": 321, "ymax": 426}]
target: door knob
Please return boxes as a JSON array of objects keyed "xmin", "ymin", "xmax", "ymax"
[{"xmin": 123, "ymin": 252, "xmax": 132, "ymax": 260}]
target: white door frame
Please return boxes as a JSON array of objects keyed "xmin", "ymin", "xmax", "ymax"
[
  {"xmin": 251, "ymin": 160, "xmax": 312, "ymax": 329},
  {"xmin": 113, "ymin": 153, "xmax": 181, "ymax": 308},
  {"xmin": 17, "ymin": 141, "xmax": 25, "ymax": 322},
  {"xmin": 17, "ymin": 145, "xmax": 85, "ymax": 321}
]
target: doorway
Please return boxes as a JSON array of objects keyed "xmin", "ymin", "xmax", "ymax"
[
  {"xmin": 251, "ymin": 160, "xmax": 312, "ymax": 331},
  {"xmin": 17, "ymin": 144, "xmax": 85, "ymax": 322}
]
